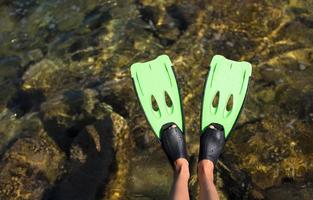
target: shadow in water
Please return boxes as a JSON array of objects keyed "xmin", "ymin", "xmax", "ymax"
[
  {"xmin": 43, "ymin": 117, "xmax": 114, "ymax": 200},
  {"xmin": 7, "ymin": 89, "xmax": 46, "ymax": 118},
  {"xmin": 218, "ymin": 160, "xmax": 252, "ymax": 200},
  {"xmin": 39, "ymin": 89, "xmax": 95, "ymax": 156}
]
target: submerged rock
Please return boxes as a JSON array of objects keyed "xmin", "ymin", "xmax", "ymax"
[
  {"xmin": 22, "ymin": 59, "xmax": 61, "ymax": 91},
  {"xmin": 0, "ymin": 129, "xmax": 66, "ymax": 200},
  {"xmin": 0, "ymin": 56, "xmax": 20, "ymax": 112},
  {"xmin": 265, "ymin": 182, "xmax": 313, "ymax": 200},
  {"xmin": 0, "ymin": 108, "xmax": 131, "ymax": 200}
]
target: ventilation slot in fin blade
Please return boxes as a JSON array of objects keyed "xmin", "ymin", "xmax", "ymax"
[
  {"xmin": 212, "ymin": 91, "xmax": 220, "ymax": 108},
  {"xmin": 165, "ymin": 91, "xmax": 173, "ymax": 107},
  {"xmin": 151, "ymin": 95, "xmax": 159, "ymax": 111},
  {"xmin": 226, "ymin": 94, "xmax": 233, "ymax": 111}
]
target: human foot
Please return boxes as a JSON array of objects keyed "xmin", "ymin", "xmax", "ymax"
[
  {"xmin": 161, "ymin": 123, "xmax": 188, "ymax": 166},
  {"xmin": 198, "ymin": 123, "xmax": 225, "ymax": 165}
]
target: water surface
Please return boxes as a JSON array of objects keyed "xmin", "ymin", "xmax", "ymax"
[{"xmin": 0, "ymin": 0, "xmax": 312, "ymax": 199}]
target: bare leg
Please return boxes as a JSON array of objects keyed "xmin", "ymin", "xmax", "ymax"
[
  {"xmin": 198, "ymin": 160, "xmax": 219, "ymax": 200},
  {"xmin": 198, "ymin": 124, "xmax": 225, "ymax": 200},
  {"xmin": 170, "ymin": 158, "xmax": 190, "ymax": 200}
]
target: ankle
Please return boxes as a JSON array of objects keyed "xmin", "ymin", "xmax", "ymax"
[
  {"xmin": 198, "ymin": 160, "xmax": 214, "ymax": 181},
  {"xmin": 175, "ymin": 158, "xmax": 190, "ymax": 179}
]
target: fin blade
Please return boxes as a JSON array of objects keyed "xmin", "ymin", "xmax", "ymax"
[
  {"xmin": 201, "ymin": 55, "xmax": 252, "ymax": 138},
  {"xmin": 130, "ymin": 55, "xmax": 184, "ymax": 138}
]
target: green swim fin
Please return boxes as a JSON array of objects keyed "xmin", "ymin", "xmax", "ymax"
[
  {"xmin": 131, "ymin": 55, "xmax": 184, "ymax": 138},
  {"xmin": 201, "ymin": 55, "xmax": 252, "ymax": 138}
]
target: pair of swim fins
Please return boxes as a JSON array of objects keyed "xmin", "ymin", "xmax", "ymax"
[{"xmin": 130, "ymin": 55, "xmax": 252, "ymax": 141}]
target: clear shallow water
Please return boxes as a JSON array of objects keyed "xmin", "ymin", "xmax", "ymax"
[{"xmin": 0, "ymin": 0, "xmax": 312, "ymax": 199}]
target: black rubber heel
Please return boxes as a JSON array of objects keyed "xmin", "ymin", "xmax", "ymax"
[
  {"xmin": 160, "ymin": 123, "xmax": 188, "ymax": 166},
  {"xmin": 199, "ymin": 123, "xmax": 225, "ymax": 165}
]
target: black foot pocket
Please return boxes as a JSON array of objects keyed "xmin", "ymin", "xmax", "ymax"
[
  {"xmin": 199, "ymin": 123, "xmax": 225, "ymax": 165},
  {"xmin": 161, "ymin": 123, "xmax": 188, "ymax": 165}
]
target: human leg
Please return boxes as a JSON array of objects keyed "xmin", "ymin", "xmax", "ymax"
[
  {"xmin": 198, "ymin": 124, "xmax": 225, "ymax": 200},
  {"xmin": 198, "ymin": 160, "xmax": 219, "ymax": 200},
  {"xmin": 170, "ymin": 158, "xmax": 190, "ymax": 200},
  {"xmin": 161, "ymin": 124, "xmax": 190, "ymax": 200}
]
